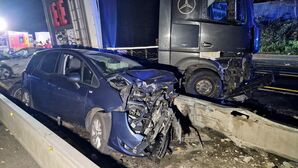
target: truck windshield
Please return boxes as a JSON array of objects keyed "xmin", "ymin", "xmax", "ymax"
[
  {"xmin": 87, "ymin": 53, "xmax": 143, "ymax": 76},
  {"xmin": 207, "ymin": 0, "xmax": 246, "ymax": 24}
]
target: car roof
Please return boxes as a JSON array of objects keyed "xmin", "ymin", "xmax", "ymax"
[
  {"xmin": 36, "ymin": 48, "xmax": 153, "ymax": 66},
  {"xmin": 36, "ymin": 48, "xmax": 117, "ymax": 57}
]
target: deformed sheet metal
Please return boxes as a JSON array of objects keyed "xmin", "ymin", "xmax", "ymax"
[{"xmin": 174, "ymin": 95, "xmax": 298, "ymax": 162}]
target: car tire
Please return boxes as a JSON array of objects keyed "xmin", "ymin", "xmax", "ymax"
[
  {"xmin": 185, "ymin": 70, "xmax": 222, "ymax": 98},
  {"xmin": 9, "ymin": 82, "xmax": 22, "ymax": 101},
  {"xmin": 90, "ymin": 113, "xmax": 110, "ymax": 154},
  {"xmin": 0, "ymin": 66, "xmax": 12, "ymax": 80}
]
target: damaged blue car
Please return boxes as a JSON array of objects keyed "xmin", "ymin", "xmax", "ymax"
[{"xmin": 21, "ymin": 48, "xmax": 177, "ymax": 158}]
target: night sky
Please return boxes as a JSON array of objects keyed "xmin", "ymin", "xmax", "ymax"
[{"xmin": 0, "ymin": 0, "xmax": 48, "ymax": 33}]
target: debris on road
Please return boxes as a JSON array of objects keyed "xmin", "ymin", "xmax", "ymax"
[{"xmin": 113, "ymin": 128, "xmax": 295, "ymax": 168}]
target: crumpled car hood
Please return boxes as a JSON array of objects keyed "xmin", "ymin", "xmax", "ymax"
[{"xmin": 125, "ymin": 69, "xmax": 177, "ymax": 84}]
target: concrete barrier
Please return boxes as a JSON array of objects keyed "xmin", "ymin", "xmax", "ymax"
[
  {"xmin": 0, "ymin": 94, "xmax": 99, "ymax": 168},
  {"xmin": 175, "ymin": 95, "xmax": 298, "ymax": 162}
]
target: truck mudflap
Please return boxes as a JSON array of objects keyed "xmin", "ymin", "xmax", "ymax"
[{"xmin": 174, "ymin": 95, "xmax": 298, "ymax": 162}]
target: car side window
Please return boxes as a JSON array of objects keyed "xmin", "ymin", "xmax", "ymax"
[
  {"xmin": 63, "ymin": 53, "xmax": 99, "ymax": 87},
  {"xmin": 40, "ymin": 52, "xmax": 60, "ymax": 74},
  {"xmin": 63, "ymin": 54, "xmax": 82, "ymax": 75},
  {"xmin": 27, "ymin": 53, "xmax": 44, "ymax": 72},
  {"xmin": 82, "ymin": 65, "xmax": 99, "ymax": 87}
]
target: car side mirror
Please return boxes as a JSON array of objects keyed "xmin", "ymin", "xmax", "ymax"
[{"xmin": 67, "ymin": 73, "xmax": 81, "ymax": 83}]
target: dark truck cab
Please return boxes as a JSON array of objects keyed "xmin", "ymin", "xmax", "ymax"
[{"xmin": 159, "ymin": 0, "xmax": 260, "ymax": 98}]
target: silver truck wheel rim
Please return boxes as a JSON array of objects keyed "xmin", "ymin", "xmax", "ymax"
[
  {"xmin": 195, "ymin": 79, "xmax": 213, "ymax": 96},
  {"xmin": 91, "ymin": 119, "xmax": 102, "ymax": 149}
]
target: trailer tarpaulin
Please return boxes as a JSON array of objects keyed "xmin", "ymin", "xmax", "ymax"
[
  {"xmin": 98, "ymin": 0, "xmax": 117, "ymax": 48},
  {"xmin": 98, "ymin": 0, "xmax": 159, "ymax": 48}
]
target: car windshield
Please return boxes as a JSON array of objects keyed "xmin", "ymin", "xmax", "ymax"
[{"xmin": 86, "ymin": 52, "xmax": 143, "ymax": 76}]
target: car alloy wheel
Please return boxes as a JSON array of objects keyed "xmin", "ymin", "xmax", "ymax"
[
  {"xmin": 89, "ymin": 113, "xmax": 110, "ymax": 154},
  {"xmin": 21, "ymin": 91, "xmax": 31, "ymax": 107},
  {"xmin": 91, "ymin": 118, "xmax": 103, "ymax": 150}
]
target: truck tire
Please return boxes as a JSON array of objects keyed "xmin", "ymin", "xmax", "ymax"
[
  {"xmin": 185, "ymin": 70, "xmax": 222, "ymax": 98},
  {"xmin": 89, "ymin": 112, "xmax": 110, "ymax": 154}
]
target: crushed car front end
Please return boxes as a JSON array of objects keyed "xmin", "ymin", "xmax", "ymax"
[{"xmin": 107, "ymin": 69, "xmax": 177, "ymax": 157}]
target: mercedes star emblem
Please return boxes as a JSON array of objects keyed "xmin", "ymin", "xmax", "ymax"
[{"xmin": 177, "ymin": 0, "xmax": 196, "ymax": 15}]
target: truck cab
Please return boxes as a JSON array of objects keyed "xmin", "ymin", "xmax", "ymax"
[{"xmin": 159, "ymin": 0, "xmax": 260, "ymax": 98}]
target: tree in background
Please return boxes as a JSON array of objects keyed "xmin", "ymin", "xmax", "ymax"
[
  {"xmin": 254, "ymin": 0, "xmax": 298, "ymax": 55},
  {"xmin": 259, "ymin": 19, "xmax": 298, "ymax": 55}
]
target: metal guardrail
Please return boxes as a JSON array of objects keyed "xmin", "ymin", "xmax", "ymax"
[
  {"xmin": 0, "ymin": 94, "xmax": 100, "ymax": 168},
  {"xmin": 106, "ymin": 46, "xmax": 158, "ymax": 59}
]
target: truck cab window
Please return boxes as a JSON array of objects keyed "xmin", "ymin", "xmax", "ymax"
[
  {"xmin": 207, "ymin": 0, "xmax": 246, "ymax": 24},
  {"xmin": 207, "ymin": 0, "xmax": 228, "ymax": 22}
]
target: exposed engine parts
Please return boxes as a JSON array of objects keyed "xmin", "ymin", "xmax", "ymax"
[
  {"xmin": 127, "ymin": 81, "xmax": 176, "ymax": 157},
  {"xmin": 108, "ymin": 73, "xmax": 178, "ymax": 157},
  {"xmin": 218, "ymin": 54, "xmax": 253, "ymax": 95}
]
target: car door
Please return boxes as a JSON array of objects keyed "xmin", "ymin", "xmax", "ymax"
[
  {"xmin": 200, "ymin": 0, "xmax": 251, "ymax": 52},
  {"xmin": 47, "ymin": 51, "xmax": 89, "ymax": 124},
  {"xmin": 30, "ymin": 51, "xmax": 61, "ymax": 114}
]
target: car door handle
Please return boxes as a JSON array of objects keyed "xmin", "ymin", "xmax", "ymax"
[{"xmin": 202, "ymin": 42, "xmax": 213, "ymax": 48}]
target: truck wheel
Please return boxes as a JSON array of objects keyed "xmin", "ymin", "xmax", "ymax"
[
  {"xmin": 9, "ymin": 82, "xmax": 22, "ymax": 101},
  {"xmin": 185, "ymin": 70, "xmax": 222, "ymax": 98},
  {"xmin": 0, "ymin": 67, "xmax": 12, "ymax": 80},
  {"xmin": 90, "ymin": 113, "xmax": 110, "ymax": 154}
]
